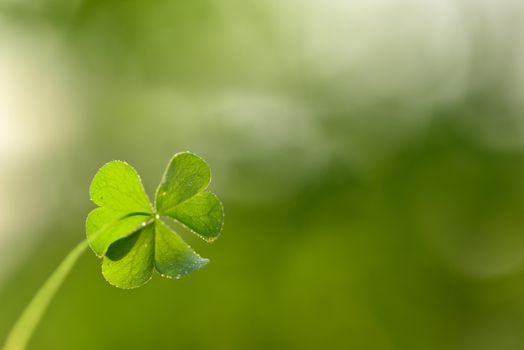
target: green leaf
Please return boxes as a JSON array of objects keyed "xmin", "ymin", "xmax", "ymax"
[
  {"xmin": 90, "ymin": 161, "xmax": 152, "ymax": 213},
  {"xmin": 154, "ymin": 220, "xmax": 208, "ymax": 279},
  {"xmin": 102, "ymin": 224, "xmax": 155, "ymax": 289},
  {"xmin": 164, "ymin": 192, "xmax": 224, "ymax": 241},
  {"xmin": 87, "ymin": 153, "xmax": 224, "ymax": 289},
  {"xmin": 86, "ymin": 207, "xmax": 151, "ymax": 257},
  {"xmin": 155, "ymin": 152, "xmax": 211, "ymax": 214}
]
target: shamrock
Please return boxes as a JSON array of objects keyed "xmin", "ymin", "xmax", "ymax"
[{"xmin": 86, "ymin": 152, "xmax": 224, "ymax": 289}]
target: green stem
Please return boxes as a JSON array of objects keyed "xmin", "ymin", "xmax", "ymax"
[{"xmin": 3, "ymin": 239, "xmax": 89, "ymax": 350}]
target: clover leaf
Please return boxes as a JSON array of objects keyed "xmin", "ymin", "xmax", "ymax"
[
  {"xmin": 3, "ymin": 152, "xmax": 225, "ymax": 350},
  {"xmin": 86, "ymin": 152, "xmax": 224, "ymax": 289}
]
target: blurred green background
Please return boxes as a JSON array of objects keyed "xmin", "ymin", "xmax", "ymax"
[{"xmin": 2, "ymin": 0, "xmax": 524, "ymax": 349}]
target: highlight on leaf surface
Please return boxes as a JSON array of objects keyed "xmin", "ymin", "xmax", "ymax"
[{"xmin": 86, "ymin": 152, "xmax": 224, "ymax": 289}]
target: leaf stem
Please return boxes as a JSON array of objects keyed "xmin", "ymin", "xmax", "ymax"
[{"xmin": 3, "ymin": 239, "xmax": 89, "ymax": 350}]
